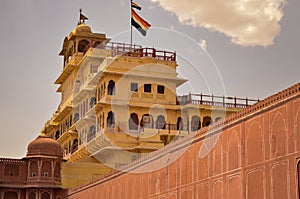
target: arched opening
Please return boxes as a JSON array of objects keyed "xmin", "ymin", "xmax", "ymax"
[
  {"xmin": 129, "ymin": 113, "xmax": 139, "ymax": 130},
  {"xmin": 74, "ymin": 113, "xmax": 79, "ymax": 123},
  {"xmin": 203, "ymin": 116, "xmax": 212, "ymax": 127},
  {"xmin": 55, "ymin": 130, "xmax": 60, "ymax": 140},
  {"xmin": 28, "ymin": 191, "xmax": 36, "ymax": 199},
  {"xmin": 41, "ymin": 161, "xmax": 52, "ymax": 177},
  {"xmin": 108, "ymin": 80, "xmax": 116, "ymax": 95},
  {"xmin": 107, "ymin": 111, "xmax": 115, "ymax": 129},
  {"xmin": 69, "ymin": 115, "xmax": 73, "ymax": 127},
  {"xmin": 75, "ymin": 79, "xmax": 81, "ymax": 93},
  {"xmin": 41, "ymin": 191, "xmax": 51, "ymax": 199},
  {"xmin": 30, "ymin": 161, "xmax": 38, "ymax": 177},
  {"xmin": 177, "ymin": 117, "xmax": 183, "ymax": 131},
  {"xmin": 90, "ymin": 97, "xmax": 96, "ymax": 108},
  {"xmin": 3, "ymin": 191, "xmax": 18, "ymax": 199},
  {"xmin": 141, "ymin": 114, "xmax": 154, "ymax": 129},
  {"xmin": 54, "ymin": 162, "xmax": 61, "ymax": 179},
  {"xmin": 156, "ymin": 115, "xmax": 166, "ymax": 129},
  {"xmin": 191, "ymin": 115, "xmax": 201, "ymax": 131},
  {"xmin": 78, "ymin": 39, "xmax": 89, "ymax": 53},
  {"xmin": 71, "ymin": 139, "xmax": 78, "ymax": 153},
  {"xmin": 87, "ymin": 126, "xmax": 96, "ymax": 142}
]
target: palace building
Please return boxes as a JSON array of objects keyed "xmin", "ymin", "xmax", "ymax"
[
  {"xmin": 2, "ymin": 14, "xmax": 299, "ymax": 199},
  {"xmin": 38, "ymin": 17, "xmax": 257, "ymax": 188}
]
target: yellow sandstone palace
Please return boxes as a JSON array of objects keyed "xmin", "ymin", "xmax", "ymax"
[{"xmin": 41, "ymin": 18, "xmax": 257, "ymax": 188}]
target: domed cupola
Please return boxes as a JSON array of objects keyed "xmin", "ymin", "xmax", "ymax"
[
  {"xmin": 73, "ymin": 23, "xmax": 92, "ymax": 35},
  {"xmin": 26, "ymin": 133, "xmax": 63, "ymax": 158}
]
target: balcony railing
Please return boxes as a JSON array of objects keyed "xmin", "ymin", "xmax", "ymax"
[
  {"xmin": 177, "ymin": 93, "xmax": 259, "ymax": 108},
  {"xmin": 84, "ymin": 42, "xmax": 176, "ymax": 61}
]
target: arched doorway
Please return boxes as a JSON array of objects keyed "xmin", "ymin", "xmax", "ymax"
[
  {"xmin": 177, "ymin": 117, "xmax": 183, "ymax": 130},
  {"xmin": 108, "ymin": 80, "xmax": 115, "ymax": 95},
  {"xmin": 90, "ymin": 97, "xmax": 96, "ymax": 108},
  {"xmin": 141, "ymin": 114, "xmax": 154, "ymax": 129},
  {"xmin": 129, "ymin": 113, "xmax": 139, "ymax": 130},
  {"xmin": 203, "ymin": 116, "xmax": 212, "ymax": 127},
  {"xmin": 107, "ymin": 111, "xmax": 115, "ymax": 129},
  {"xmin": 41, "ymin": 191, "xmax": 51, "ymax": 199},
  {"xmin": 72, "ymin": 139, "xmax": 78, "ymax": 153},
  {"xmin": 87, "ymin": 126, "xmax": 96, "ymax": 142},
  {"xmin": 156, "ymin": 115, "xmax": 166, "ymax": 129},
  {"xmin": 191, "ymin": 115, "xmax": 201, "ymax": 131},
  {"xmin": 78, "ymin": 39, "xmax": 89, "ymax": 53}
]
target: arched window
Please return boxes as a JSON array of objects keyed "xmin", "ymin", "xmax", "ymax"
[
  {"xmin": 72, "ymin": 139, "xmax": 78, "ymax": 153},
  {"xmin": 41, "ymin": 191, "xmax": 51, "ymax": 199},
  {"xmin": 107, "ymin": 112, "xmax": 115, "ymax": 129},
  {"xmin": 108, "ymin": 80, "xmax": 116, "ymax": 95},
  {"xmin": 191, "ymin": 116, "xmax": 201, "ymax": 131},
  {"xmin": 55, "ymin": 131, "xmax": 60, "ymax": 140},
  {"xmin": 90, "ymin": 97, "xmax": 96, "ymax": 108},
  {"xmin": 3, "ymin": 191, "xmax": 18, "ymax": 199},
  {"xmin": 41, "ymin": 161, "xmax": 52, "ymax": 177},
  {"xmin": 69, "ymin": 115, "xmax": 73, "ymax": 127},
  {"xmin": 30, "ymin": 160, "xmax": 38, "ymax": 177},
  {"xmin": 75, "ymin": 79, "xmax": 81, "ymax": 92},
  {"xmin": 74, "ymin": 113, "xmax": 79, "ymax": 123},
  {"xmin": 78, "ymin": 39, "xmax": 89, "ymax": 53},
  {"xmin": 54, "ymin": 162, "xmax": 61, "ymax": 178},
  {"xmin": 28, "ymin": 191, "xmax": 36, "ymax": 199},
  {"xmin": 156, "ymin": 115, "xmax": 166, "ymax": 129},
  {"xmin": 141, "ymin": 114, "xmax": 154, "ymax": 129},
  {"xmin": 129, "ymin": 113, "xmax": 139, "ymax": 130},
  {"xmin": 203, "ymin": 116, "xmax": 212, "ymax": 127},
  {"xmin": 87, "ymin": 126, "xmax": 96, "ymax": 142},
  {"xmin": 177, "ymin": 117, "xmax": 183, "ymax": 131}
]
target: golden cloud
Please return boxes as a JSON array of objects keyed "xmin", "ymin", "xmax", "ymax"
[{"xmin": 151, "ymin": 0, "xmax": 286, "ymax": 46}]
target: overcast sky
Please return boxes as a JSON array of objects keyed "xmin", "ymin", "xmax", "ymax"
[{"xmin": 0, "ymin": 0, "xmax": 299, "ymax": 158}]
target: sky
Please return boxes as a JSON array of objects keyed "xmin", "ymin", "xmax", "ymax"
[{"xmin": 0, "ymin": 0, "xmax": 299, "ymax": 158}]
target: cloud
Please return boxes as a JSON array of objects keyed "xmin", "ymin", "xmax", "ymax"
[{"xmin": 150, "ymin": 0, "xmax": 286, "ymax": 46}]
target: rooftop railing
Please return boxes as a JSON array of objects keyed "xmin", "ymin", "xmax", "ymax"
[
  {"xmin": 0, "ymin": 158, "xmax": 26, "ymax": 163},
  {"xmin": 85, "ymin": 42, "xmax": 176, "ymax": 61},
  {"xmin": 177, "ymin": 93, "xmax": 259, "ymax": 108}
]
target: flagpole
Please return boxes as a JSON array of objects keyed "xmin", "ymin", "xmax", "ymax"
[{"xmin": 130, "ymin": 0, "xmax": 133, "ymax": 48}]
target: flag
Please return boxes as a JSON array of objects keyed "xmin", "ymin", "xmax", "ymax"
[
  {"xmin": 131, "ymin": 1, "xmax": 142, "ymax": 10},
  {"xmin": 80, "ymin": 13, "xmax": 88, "ymax": 21},
  {"xmin": 131, "ymin": 8, "xmax": 151, "ymax": 36}
]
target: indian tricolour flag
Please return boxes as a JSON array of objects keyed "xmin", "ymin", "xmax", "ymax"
[{"xmin": 131, "ymin": 8, "xmax": 151, "ymax": 36}]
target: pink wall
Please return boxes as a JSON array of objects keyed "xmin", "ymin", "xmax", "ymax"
[{"xmin": 68, "ymin": 84, "xmax": 300, "ymax": 199}]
